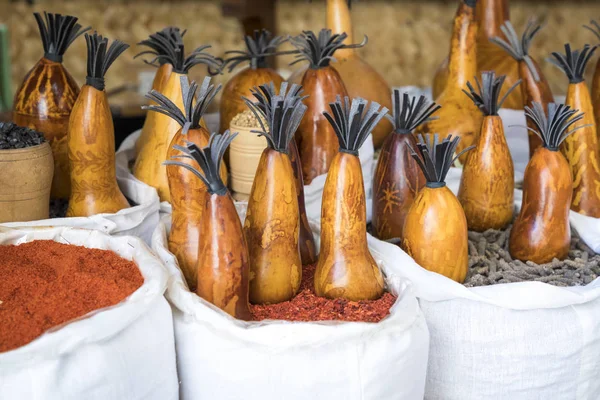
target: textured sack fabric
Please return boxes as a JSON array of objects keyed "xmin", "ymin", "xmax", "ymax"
[
  {"xmin": 1, "ymin": 156, "xmax": 161, "ymax": 244},
  {"xmin": 368, "ymin": 89, "xmax": 600, "ymax": 399},
  {"xmin": 152, "ymin": 211, "xmax": 430, "ymax": 400},
  {"xmin": 0, "ymin": 226, "xmax": 178, "ymax": 400}
]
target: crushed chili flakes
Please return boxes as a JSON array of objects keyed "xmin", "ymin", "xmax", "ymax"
[
  {"xmin": 0, "ymin": 240, "xmax": 143, "ymax": 353},
  {"xmin": 250, "ymin": 263, "xmax": 396, "ymax": 322}
]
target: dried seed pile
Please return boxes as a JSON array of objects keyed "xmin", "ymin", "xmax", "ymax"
[
  {"xmin": 0, "ymin": 122, "xmax": 45, "ymax": 149},
  {"xmin": 50, "ymin": 198, "xmax": 69, "ymax": 218},
  {"xmin": 250, "ymin": 263, "xmax": 396, "ymax": 322},
  {"xmin": 230, "ymin": 109, "xmax": 266, "ymax": 129},
  {"xmin": 465, "ymin": 226, "xmax": 600, "ymax": 287}
]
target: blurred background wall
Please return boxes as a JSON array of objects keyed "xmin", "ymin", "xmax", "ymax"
[{"xmin": 3, "ymin": 0, "xmax": 600, "ymax": 108}]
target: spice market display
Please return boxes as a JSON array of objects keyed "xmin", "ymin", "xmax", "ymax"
[{"xmin": 2, "ymin": 1, "xmax": 600, "ymax": 399}]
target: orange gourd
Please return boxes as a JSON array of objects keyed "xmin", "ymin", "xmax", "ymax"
[
  {"xmin": 372, "ymin": 91, "xmax": 439, "ymax": 241},
  {"xmin": 134, "ymin": 27, "xmax": 185, "ymax": 157},
  {"xmin": 491, "ymin": 20, "xmax": 554, "ymax": 158},
  {"xmin": 243, "ymin": 82, "xmax": 307, "ymax": 304},
  {"xmin": 66, "ymin": 33, "xmax": 129, "ymax": 217},
  {"xmin": 166, "ymin": 132, "xmax": 251, "ymax": 320},
  {"xmin": 133, "ymin": 33, "xmax": 221, "ymax": 201},
  {"xmin": 549, "ymin": 44, "xmax": 600, "ymax": 217},
  {"xmin": 316, "ymin": 96, "xmax": 388, "ymax": 301},
  {"xmin": 458, "ymin": 71, "xmax": 519, "ymax": 231},
  {"xmin": 289, "ymin": 29, "xmax": 362, "ymax": 183},
  {"xmin": 509, "ymin": 103, "xmax": 586, "ymax": 263},
  {"xmin": 402, "ymin": 134, "xmax": 474, "ymax": 283},
  {"xmin": 12, "ymin": 12, "xmax": 89, "ymax": 199},
  {"xmin": 144, "ymin": 76, "xmax": 226, "ymax": 290},
  {"xmin": 583, "ymin": 21, "xmax": 600, "ymax": 131},
  {"xmin": 420, "ymin": 0, "xmax": 482, "ymax": 165},
  {"xmin": 220, "ymin": 30, "xmax": 287, "ymax": 135}
]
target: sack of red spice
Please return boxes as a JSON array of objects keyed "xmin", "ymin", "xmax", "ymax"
[
  {"xmin": 0, "ymin": 226, "xmax": 178, "ymax": 400},
  {"xmin": 151, "ymin": 213, "xmax": 430, "ymax": 400},
  {"xmin": 0, "ymin": 161, "xmax": 160, "ymax": 244}
]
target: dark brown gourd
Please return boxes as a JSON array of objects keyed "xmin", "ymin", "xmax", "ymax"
[
  {"xmin": 166, "ymin": 132, "xmax": 251, "ymax": 320},
  {"xmin": 316, "ymin": 96, "xmax": 388, "ymax": 301},
  {"xmin": 549, "ymin": 44, "xmax": 600, "ymax": 217},
  {"xmin": 491, "ymin": 20, "xmax": 554, "ymax": 158},
  {"xmin": 13, "ymin": 12, "xmax": 89, "ymax": 199},
  {"xmin": 289, "ymin": 29, "xmax": 364, "ymax": 184},
  {"xmin": 458, "ymin": 71, "xmax": 519, "ymax": 231},
  {"xmin": 509, "ymin": 103, "xmax": 586, "ymax": 263},
  {"xmin": 372, "ymin": 91, "xmax": 440, "ymax": 241},
  {"xmin": 243, "ymin": 82, "xmax": 307, "ymax": 304}
]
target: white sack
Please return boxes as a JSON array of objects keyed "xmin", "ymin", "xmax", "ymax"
[
  {"xmin": 1, "ymin": 157, "xmax": 160, "ymax": 244},
  {"xmin": 117, "ymin": 121, "xmax": 375, "ymax": 221},
  {"xmin": 152, "ymin": 211, "xmax": 430, "ymax": 400},
  {"xmin": 0, "ymin": 226, "xmax": 178, "ymax": 400},
  {"xmin": 369, "ymin": 89, "xmax": 600, "ymax": 399}
]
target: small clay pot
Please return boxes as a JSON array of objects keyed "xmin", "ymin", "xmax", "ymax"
[
  {"xmin": 228, "ymin": 122, "xmax": 267, "ymax": 201},
  {"xmin": 0, "ymin": 142, "xmax": 54, "ymax": 223}
]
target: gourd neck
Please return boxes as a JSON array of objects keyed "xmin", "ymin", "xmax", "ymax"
[
  {"xmin": 448, "ymin": 3, "xmax": 478, "ymax": 87},
  {"xmin": 476, "ymin": 0, "xmax": 510, "ymax": 40},
  {"xmin": 327, "ymin": 0, "xmax": 355, "ymax": 59}
]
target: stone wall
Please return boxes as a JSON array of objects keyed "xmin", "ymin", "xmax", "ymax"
[{"xmin": 4, "ymin": 0, "xmax": 600, "ymax": 104}]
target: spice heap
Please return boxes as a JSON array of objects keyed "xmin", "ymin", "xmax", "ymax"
[
  {"xmin": 230, "ymin": 109, "xmax": 266, "ymax": 128},
  {"xmin": 0, "ymin": 240, "xmax": 143, "ymax": 353},
  {"xmin": 465, "ymin": 227, "xmax": 600, "ymax": 287},
  {"xmin": 250, "ymin": 264, "xmax": 396, "ymax": 323},
  {"xmin": 0, "ymin": 122, "xmax": 45, "ymax": 149}
]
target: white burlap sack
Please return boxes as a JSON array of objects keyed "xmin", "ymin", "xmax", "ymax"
[
  {"xmin": 368, "ymin": 89, "xmax": 600, "ymax": 399},
  {"xmin": 1, "ymin": 159, "xmax": 160, "ymax": 244},
  {"xmin": 152, "ymin": 209, "xmax": 430, "ymax": 400},
  {"xmin": 0, "ymin": 226, "xmax": 178, "ymax": 400}
]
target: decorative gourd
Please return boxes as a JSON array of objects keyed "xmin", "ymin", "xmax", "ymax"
[
  {"xmin": 371, "ymin": 91, "xmax": 440, "ymax": 241},
  {"xmin": 144, "ymin": 76, "xmax": 226, "ymax": 290},
  {"xmin": 220, "ymin": 30, "xmax": 287, "ymax": 134},
  {"xmin": 583, "ymin": 21, "xmax": 600, "ymax": 129},
  {"xmin": 289, "ymin": 29, "xmax": 361, "ymax": 183},
  {"xmin": 549, "ymin": 44, "xmax": 600, "ymax": 217},
  {"xmin": 133, "ymin": 36, "xmax": 221, "ymax": 202},
  {"xmin": 491, "ymin": 20, "xmax": 554, "ymax": 158},
  {"xmin": 243, "ymin": 82, "xmax": 307, "ymax": 304},
  {"xmin": 402, "ymin": 134, "xmax": 474, "ymax": 282},
  {"xmin": 458, "ymin": 71, "xmax": 519, "ymax": 231},
  {"xmin": 134, "ymin": 27, "xmax": 185, "ymax": 156},
  {"xmin": 12, "ymin": 12, "xmax": 89, "ymax": 199},
  {"xmin": 316, "ymin": 96, "xmax": 388, "ymax": 301},
  {"xmin": 420, "ymin": 0, "xmax": 482, "ymax": 165},
  {"xmin": 166, "ymin": 132, "xmax": 251, "ymax": 320},
  {"xmin": 66, "ymin": 33, "xmax": 129, "ymax": 217},
  {"xmin": 509, "ymin": 103, "xmax": 586, "ymax": 263}
]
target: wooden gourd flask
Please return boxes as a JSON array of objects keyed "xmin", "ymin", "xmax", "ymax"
[
  {"xmin": 144, "ymin": 76, "xmax": 226, "ymax": 290},
  {"xmin": 509, "ymin": 102, "xmax": 587, "ymax": 263},
  {"xmin": 289, "ymin": 29, "xmax": 363, "ymax": 184},
  {"xmin": 220, "ymin": 30, "xmax": 289, "ymax": 135},
  {"xmin": 491, "ymin": 20, "xmax": 555, "ymax": 158},
  {"xmin": 166, "ymin": 132, "xmax": 251, "ymax": 320},
  {"xmin": 458, "ymin": 71, "xmax": 519, "ymax": 231},
  {"xmin": 549, "ymin": 44, "xmax": 600, "ymax": 217},
  {"xmin": 133, "ymin": 32, "xmax": 221, "ymax": 202},
  {"xmin": 420, "ymin": 0, "xmax": 483, "ymax": 165},
  {"xmin": 371, "ymin": 91, "xmax": 440, "ymax": 241},
  {"xmin": 583, "ymin": 21, "xmax": 600, "ymax": 139},
  {"xmin": 288, "ymin": 0, "xmax": 393, "ymax": 149},
  {"xmin": 433, "ymin": 0, "xmax": 522, "ymax": 109},
  {"xmin": 13, "ymin": 12, "xmax": 90, "ymax": 199},
  {"xmin": 66, "ymin": 33, "xmax": 130, "ymax": 217},
  {"xmin": 243, "ymin": 82, "xmax": 307, "ymax": 304},
  {"xmin": 316, "ymin": 96, "xmax": 388, "ymax": 301},
  {"xmin": 134, "ymin": 27, "xmax": 185, "ymax": 157},
  {"xmin": 402, "ymin": 134, "xmax": 474, "ymax": 283}
]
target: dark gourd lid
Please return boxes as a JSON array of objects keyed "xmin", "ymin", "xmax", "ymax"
[
  {"xmin": 491, "ymin": 20, "xmax": 544, "ymax": 82},
  {"xmin": 524, "ymin": 102, "xmax": 588, "ymax": 151},
  {"xmin": 135, "ymin": 27, "xmax": 187, "ymax": 67},
  {"xmin": 84, "ymin": 32, "xmax": 129, "ymax": 91},
  {"xmin": 289, "ymin": 29, "xmax": 366, "ymax": 70},
  {"xmin": 387, "ymin": 90, "xmax": 440, "ymax": 134},
  {"xmin": 223, "ymin": 30, "xmax": 289, "ymax": 71},
  {"xmin": 34, "ymin": 12, "xmax": 90, "ymax": 63},
  {"xmin": 463, "ymin": 71, "xmax": 521, "ymax": 116},
  {"xmin": 549, "ymin": 43, "xmax": 597, "ymax": 84}
]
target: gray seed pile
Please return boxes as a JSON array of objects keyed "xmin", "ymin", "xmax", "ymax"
[
  {"xmin": 465, "ymin": 226, "xmax": 600, "ymax": 287},
  {"xmin": 49, "ymin": 198, "xmax": 69, "ymax": 218}
]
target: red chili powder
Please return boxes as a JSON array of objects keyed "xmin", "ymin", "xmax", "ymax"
[
  {"xmin": 250, "ymin": 263, "xmax": 397, "ymax": 323},
  {"xmin": 0, "ymin": 240, "xmax": 144, "ymax": 353}
]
